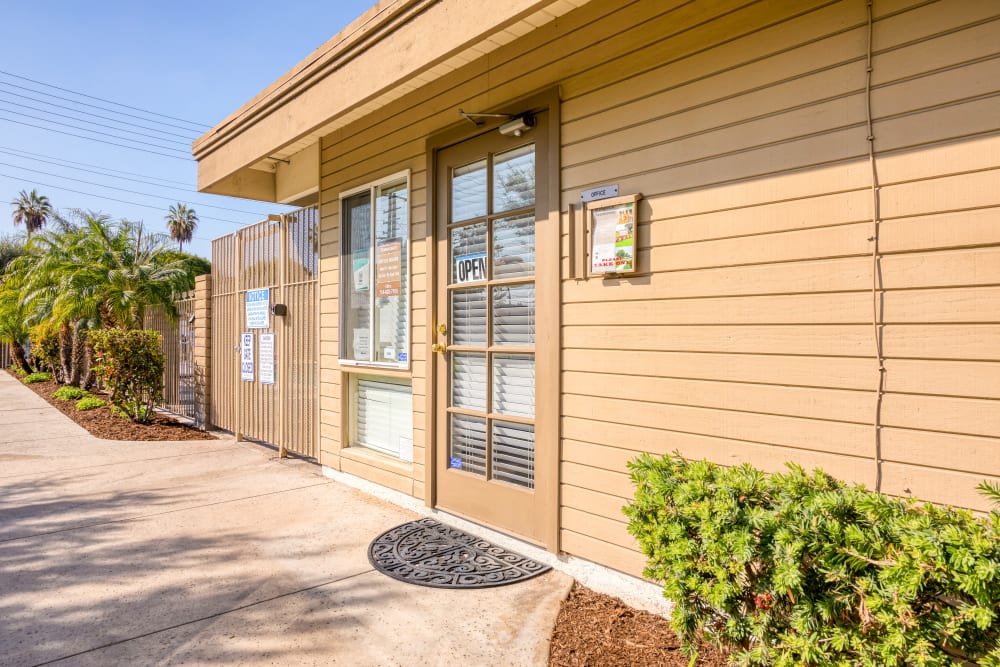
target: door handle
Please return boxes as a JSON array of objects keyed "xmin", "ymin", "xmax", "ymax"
[{"xmin": 432, "ymin": 343, "xmax": 447, "ymax": 354}]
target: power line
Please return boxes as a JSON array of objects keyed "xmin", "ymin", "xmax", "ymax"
[
  {"xmin": 0, "ymin": 146, "xmax": 193, "ymax": 186},
  {"xmin": 0, "ymin": 99, "xmax": 191, "ymax": 147},
  {"xmin": 0, "ymin": 69, "xmax": 210, "ymax": 129},
  {"xmin": 0, "ymin": 80, "xmax": 206, "ymax": 134},
  {"xmin": 0, "ymin": 149, "xmax": 198, "ymax": 190},
  {"xmin": 0, "ymin": 171, "xmax": 247, "ymax": 226},
  {"xmin": 0, "ymin": 89, "xmax": 199, "ymax": 140},
  {"xmin": 0, "ymin": 162, "xmax": 262, "ymax": 215},
  {"xmin": 0, "ymin": 117, "xmax": 192, "ymax": 161},
  {"xmin": 0, "ymin": 108, "xmax": 188, "ymax": 153}
]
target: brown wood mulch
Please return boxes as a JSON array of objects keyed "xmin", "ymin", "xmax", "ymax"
[
  {"xmin": 550, "ymin": 583, "xmax": 731, "ymax": 667},
  {"xmin": 13, "ymin": 372, "xmax": 216, "ymax": 441}
]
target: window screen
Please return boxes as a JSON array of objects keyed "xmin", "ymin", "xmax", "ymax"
[{"xmin": 341, "ymin": 176, "xmax": 409, "ymax": 367}]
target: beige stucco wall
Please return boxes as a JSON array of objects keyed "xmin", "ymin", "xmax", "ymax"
[{"xmin": 315, "ymin": 0, "xmax": 1000, "ymax": 576}]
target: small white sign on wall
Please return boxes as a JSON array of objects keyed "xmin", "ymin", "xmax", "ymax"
[
  {"xmin": 259, "ymin": 333, "xmax": 275, "ymax": 385},
  {"xmin": 240, "ymin": 332, "xmax": 254, "ymax": 381}
]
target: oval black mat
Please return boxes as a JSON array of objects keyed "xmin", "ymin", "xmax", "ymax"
[{"xmin": 367, "ymin": 517, "xmax": 551, "ymax": 589}]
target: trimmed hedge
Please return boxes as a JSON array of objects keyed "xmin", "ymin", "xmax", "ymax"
[
  {"xmin": 625, "ymin": 454, "xmax": 1000, "ymax": 666},
  {"xmin": 90, "ymin": 328, "xmax": 163, "ymax": 424}
]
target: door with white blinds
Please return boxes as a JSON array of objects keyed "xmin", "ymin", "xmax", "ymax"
[{"xmin": 434, "ymin": 115, "xmax": 551, "ymax": 544}]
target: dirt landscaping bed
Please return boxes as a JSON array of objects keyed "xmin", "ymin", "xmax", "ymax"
[
  {"xmin": 550, "ymin": 583, "xmax": 730, "ymax": 666},
  {"xmin": 12, "ymin": 371, "xmax": 216, "ymax": 441}
]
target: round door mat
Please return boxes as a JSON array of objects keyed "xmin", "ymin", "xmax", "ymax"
[{"xmin": 368, "ymin": 517, "xmax": 551, "ymax": 589}]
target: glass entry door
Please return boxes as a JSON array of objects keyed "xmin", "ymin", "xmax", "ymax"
[{"xmin": 434, "ymin": 115, "xmax": 551, "ymax": 544}]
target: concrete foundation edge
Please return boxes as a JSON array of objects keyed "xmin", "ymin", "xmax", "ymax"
[{"xmin": 321, "ymin": 465, "xmax": 672, "ymax": 617}]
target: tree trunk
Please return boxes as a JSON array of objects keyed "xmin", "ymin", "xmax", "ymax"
[
  {"xmin": 69, "ymin": 326, "xmax": 87, "ymax": 388},
  {"xmin": 10, "ymin": 341, "xmax": 32, "ymax": 374},
  {"xmin": 82, "ymin": 339, "xmax": 96, "ymax": 390},
  {"xmin": 58, "ymin": 323, "xmax": 73, "ymax": 384}
]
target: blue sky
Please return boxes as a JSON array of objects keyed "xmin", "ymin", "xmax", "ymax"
[{"xmin": 0, "ymin": 1, "xmax": 374, "ymax": 258}]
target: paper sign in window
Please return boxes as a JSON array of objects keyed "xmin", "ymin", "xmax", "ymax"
[
  {"xmin": 375, "ymin": 239, "xmax": 402, "ymax": 297},
  {"xmin": 454, "ymin": 252, "xmax": 488, "ymax": 284}
]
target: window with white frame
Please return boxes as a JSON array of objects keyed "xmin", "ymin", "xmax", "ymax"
[{"xmin": 340, "ymin": 174, "xmax": 409, "ymax": 367}]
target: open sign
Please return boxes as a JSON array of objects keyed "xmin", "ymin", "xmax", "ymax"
[{"xmin": 454, "ymin": 252, "xmax": 487, "ymax": 283}]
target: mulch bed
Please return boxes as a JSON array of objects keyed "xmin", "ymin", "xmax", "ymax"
[
  {"xmin": 550, "ymin": 583, "xmax": 730, "ymax": 667},
  {"xmin": 13, "ymin": 372, "xmax": 216, "ymax": 441}
]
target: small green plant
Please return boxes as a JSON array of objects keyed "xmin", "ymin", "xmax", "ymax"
[
  {"xmin": 22, "ymin": 372, "xmax": 52, "ymax": 384},
  {"xmin": 625, "ymin": 453, "xmax": 1000, "ymax": 666},
  {"xmin": 90, "ymin": 328, "xmax": 163, "ymax": 424},
  {"xmin": 75, "ymin": 396, "xmax": 106, "ymax": 411},
  {"xmin": 7, "ymin": 364, "xmax": 26, "ymax": 377},
  {"xmin": 53, "ymin": 386, "xmax": 89, "ymax": 401},
  {"xmin": 980, "ymin": 480, "xmax": 1000, "ymax": 508}
]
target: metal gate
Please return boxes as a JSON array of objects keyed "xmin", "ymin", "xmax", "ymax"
[
  {"xmin": 211, "ymin": 206, "xmax": 319, "ymax": 458},
  {"xmin": 145, "ymin": 293, "xmax": 197, "ymax": 423}
]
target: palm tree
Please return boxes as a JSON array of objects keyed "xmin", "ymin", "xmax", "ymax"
[
  {"xmin": 10, "ymin": 189, "xmax": 53, "ymax": 238},
  {"xmin": 10, "ymin": 211, "xmax": 190, "ymax": 385},
  {"xmin": 164, "ymin": 203, "xmax": 198, "ymax": 252}
]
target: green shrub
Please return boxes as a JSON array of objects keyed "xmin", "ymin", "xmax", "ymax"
[
  {"xmin": 53, "ymin": 386, "xmax": 89, "ymax": 401},
  {"xmin": 22, "ymin": 372, "xmax": 52, "ymax": 384},
  {"xmin": 29, "ymin": 322, "xmax": 60, "ymax": 374},
  {"xmin": 625, "ymin": 454, "xmax": 1000, "ymax": 666},
  {"xmin": 75, "ymin": 396, "xmax": 106, "ymax": 411},
  {"xmin": 7, "ymin": 364, "xmax": 26, "ymax": 377},
  {"xmin": 90, "ymin": 328, "xmax": 163, "ymax": 424}
]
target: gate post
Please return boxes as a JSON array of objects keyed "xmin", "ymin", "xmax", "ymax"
[{"xmin": 193, "ymin": 274, "xmax": 213, "ymax": 430}]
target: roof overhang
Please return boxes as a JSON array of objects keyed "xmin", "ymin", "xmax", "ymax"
[{"xmin": 193, "ymin": 0, "xmax": 588, "ymax": 201}]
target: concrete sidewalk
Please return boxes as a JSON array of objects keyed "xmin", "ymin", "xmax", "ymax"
[{"xmin": 0, "ymin": 373, "xmax": 572, "ymax": 666}]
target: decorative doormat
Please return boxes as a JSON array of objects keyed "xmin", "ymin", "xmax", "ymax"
[{"xmin": 368, "ymin": 517, "xmax": 551, "ymax": 589}]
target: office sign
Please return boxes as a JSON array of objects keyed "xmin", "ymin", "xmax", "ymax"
[
  {"xmin": 245, "ymin": 288, "xmax": 270, "ymax": 329},
  {"xmin": 580, "ymin": 183, "xmax": 618, "ymax": 203}
]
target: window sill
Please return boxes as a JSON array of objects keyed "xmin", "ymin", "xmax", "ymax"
[
  {"xmin": 339, "ymin": 364, "xmax": 412, "ymax": 379},
  {"xmin": 341, "ymin": 445, "xmax": 414, "ymax": 475}
]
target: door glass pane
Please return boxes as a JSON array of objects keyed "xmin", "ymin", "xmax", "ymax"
[
  {"xmin": 450, "ymin": 414, "xmax": 486, "ymax": 476},
  {"xmin": 493, "ymin": 145, "xmax": 535, "ymax": 213},
  {"xmin": 452, "ymin": 352, "xmax": 486, "ymax": 411},
  {"xmin": 451, "ymin": 222, "xmax": 488, "ymax": 284},
  {"xmin": 493, "ymin": 214, "xmax": 534, "ymax": 280},
  {"xmin": 493, "ymin": 355, "xmax": 534, "ymax": 417},
  {"xmin": 452, "ymin": 159, "xmax": 487, "ymax": 222},
  {"xmin": 451, "ymin": 288, "xmax": 487, "ymax": 346},
  {"xmin": 492, "ymin": 283, "xmax": 535, "ymax": 346},
  {"xmin": 492, "ymin": 421, "xmax": 534, "ymax": 488}
]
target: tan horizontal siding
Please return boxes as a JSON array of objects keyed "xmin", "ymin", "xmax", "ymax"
[
  {"xmin": 307, "ymin": 0, "xmax": 1000, "ymax": 577},
  {"xmin": 552, "ymin": 0, "xmax": 1000, "ymax": 576}
]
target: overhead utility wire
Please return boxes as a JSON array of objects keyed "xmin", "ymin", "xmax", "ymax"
[
  {"xmin": 0, "ymin": 146, "xmax": 193, "ymax": 186},
  {"xmin": 0, "ymin": 171, "xmax": 246, "ymax": 226},
  {"xmin": 0, "ymin": 80, "xmax": 206, "ymax": 134},
  {"xmin": 0, "ymin": 162, "xmax": 262, "ymax": 215},
  {"xmin": 0, "ymin": 90, "xmax": 198, "ymax": 140},
  {"xmin": 0, "ymin": 108, "xmax": 188, "ymax": 152},
  {"xmin": 0, "ymin": 99, "xmax": 191, "ymax": 146},
  {"xmin": 0, "ymin": 69, "xmax": 210, "ymax": 128},
  {"xmin": 0, "ymin": 117, "xmax": 192, "ymax": 161},
  {"xmin": 0, "ymin": 149, "xmax": 199, "ymax": 190}
]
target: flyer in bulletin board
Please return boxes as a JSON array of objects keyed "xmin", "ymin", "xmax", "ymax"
[{"xmin": 590, "ymin": 195, "xmax": 638, "ymax": 275}]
